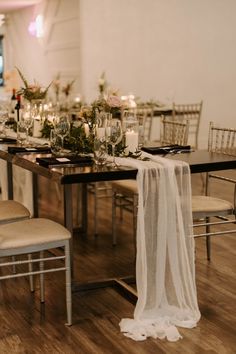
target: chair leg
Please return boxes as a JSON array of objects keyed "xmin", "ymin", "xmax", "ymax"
[
  {"xmin": 28, "ymin": 254, "xmax": 34, "ymax": 292},
  {"xmin": 39, "ymin": 251, "xmax": 45, "ymax": 303},
  {"xmin": 65, "ymin": 241, "xmax": 72, "ymax": 326},
  {"xmin": 112, "ymin": 192, "xmax": 117, "ymax": 246},
  {"xmin": 206, "ymin": 217, "xmax": 211, "ymax": 261},
  {"xmin": 94, "ymin": 183, "xmax": 98, "ymax": 236}
]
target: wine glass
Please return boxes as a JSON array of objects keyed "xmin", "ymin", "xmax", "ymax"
[
  {"xmin": 107, "ymin": 118, "xmax": 123, "ymax": 167},
  {"xmin": 0, "ymin": 106, "xmax": 9, "ymax": 137},
  {"xmin": 21, "ymin": 107, "xmax": 33, "ymax": 145},
  {"xmin": 53, "ymin": 114, "xmax": 70, "ymax": 153}
]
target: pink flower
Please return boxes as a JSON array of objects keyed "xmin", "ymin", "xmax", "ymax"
[{"xmin": 106, "ymin": 95, "xmax": 122, "ymax": 108}]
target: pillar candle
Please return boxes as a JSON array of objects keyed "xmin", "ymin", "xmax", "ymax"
[
  {"xmin": 33, "ymin": 118, "xmax": 42, "ymax": 138},
  {"xmin": 125, "ymin": 130, "xmax": 139, "ymax": 153},
  {"xmin": 84, "ymin": 123, "xmax": 89, "ymax": 137}
]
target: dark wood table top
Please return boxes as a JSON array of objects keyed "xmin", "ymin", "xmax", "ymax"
[{"xmin": 1, "ymin": 142, "xmax": 236, "ymax": 185}]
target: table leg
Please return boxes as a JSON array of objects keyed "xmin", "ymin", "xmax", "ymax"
[
  {"xmin": 7, "ymin": 162, "xmax": 13, "ymax": 200},
  {"xmin": 32, "ymin": 173, "xmax": 38, "ymax": 217},
  {"xmin": 81, "ymin": 183, "xmax": 88, "ymax": 232}
]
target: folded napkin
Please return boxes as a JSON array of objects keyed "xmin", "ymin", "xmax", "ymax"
[
  {"xmin": 0, "ymin": 137, "xmax": 17, "ymax": 144},
  {"xmin": 36, "ymin": 155, "xmax": 93, "ymax": 167},
  {"xmin": 8, "ymin": 146, "xmax": 51, "ymax": 154},
  {"xmin": 141, "ymin": 145, "xmax": 191, "ymax": 155}
]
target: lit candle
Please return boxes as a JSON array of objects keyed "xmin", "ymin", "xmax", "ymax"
[
  {"xmin": 125, "ymin": 130, "xmax": 139, "ymax": 153},
  {"xmin": 33, "ymin": 118, "xmax": 42, "ymax": 138},
  {"xmin": 84, "ymin": 123, "xmax": 89, "ymax": 137},
  {"xmin": 96, "ymin": 127, "xmax": 105, "ymax": 139}
]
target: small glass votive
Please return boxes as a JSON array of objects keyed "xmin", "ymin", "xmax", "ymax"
[
  {"xmin": 17, "ymin": 121, "xmax": 27, "ymax": 145},
  {"xmin": 93, "ymin": 126, "xmax": 108, "ymax": 166},
  {"xmin": 50, "ymin": 129, "xmax": 62, "ymax": 156}
]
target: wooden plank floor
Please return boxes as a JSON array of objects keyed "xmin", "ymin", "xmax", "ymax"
[{"xmin": 0, "ymin": 173, "xmax": 235, "ymax": 353}]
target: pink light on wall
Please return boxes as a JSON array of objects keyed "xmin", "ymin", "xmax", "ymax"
[{"xmin": 28, "ymin": 15, "xmax": 43, "ymax": 38}]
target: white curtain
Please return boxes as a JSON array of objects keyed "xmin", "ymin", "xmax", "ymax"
[{"xmin": 117, "ymin": 154, "xmax": 200, "ymax": 342}]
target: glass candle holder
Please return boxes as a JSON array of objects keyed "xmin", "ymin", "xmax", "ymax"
[{"xmin": 123, "ymin": 113, "xmax": 139, "ymax": 154}]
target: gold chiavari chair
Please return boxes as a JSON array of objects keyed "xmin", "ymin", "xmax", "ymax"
[
  {"xmin": 172, "ymin": 101, "xmax": 203, "ymax": 149},
  {"xmin": 0, "ymin": 217, "xmax": 72, "ymax": 325},
  {"xmin": 192, "ymin": 121, "xmax": 236, "ymax": 260}
]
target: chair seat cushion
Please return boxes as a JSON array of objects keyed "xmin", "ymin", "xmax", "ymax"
[
  {"xmin": 192, "ymin": 195, "xmax": 234, "ymax": 214},
  {"xmin": 0, "ymin": 218, "xmax": 71, "ymax": 250},
  {"xmin": 112, "ymin": 180, "xmax": 138, "ymax": 195},
  {"xmin": 0, "ymin": 201, "xmax": 30, "ymax": 224}
]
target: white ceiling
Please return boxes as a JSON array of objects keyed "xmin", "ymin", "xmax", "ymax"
[{"xmin": 0, "ymin": 0, "xmax": 41, "ymax": 13}]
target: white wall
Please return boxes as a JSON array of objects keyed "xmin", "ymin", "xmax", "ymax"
[
  {"xmin": 2, "ymin": 0, "xmax": 236, "ymax": 147},
  {"xmin": 2, "ymin": 0, "xmax": 80, "ymax": 100}
]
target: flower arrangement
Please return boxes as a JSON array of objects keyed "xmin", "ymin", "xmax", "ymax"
[
  {"xmin": 62, "ymin": 79, "xmax": 75, "ymax": 97},
  {"xmin": 98, "ymin": 72, "xmax": 107, "ymax": 96},
  {"xmin": 16, "ymin": 67, "xmax": 51, "ymax": 102},
  {"xmin": 52, "ymin": 73, "xmax": 61, "ymax": 101},
  {"xmin": 92, "ymin": 93, "xmax": 123, "ymax": 118}
]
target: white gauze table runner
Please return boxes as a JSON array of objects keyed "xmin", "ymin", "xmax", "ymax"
[{"xmin": 115, "ymin": 153, "xmax": 201, "ymax": 342}]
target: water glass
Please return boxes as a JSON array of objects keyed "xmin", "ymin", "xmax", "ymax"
[
  {"xmin": 50, "ymin": 129, "xmax": 62, "ymax": 156},
  {"xmin": 94, "ymin": 128, "xmax": 107, "ymax": 165},
  {"xmin": 0, "ymin": 109, "xmax": 8, "ymax": 137},
  {"xmin": 17, "ymin": 121, "xmax": 27, "ymax": 145}
]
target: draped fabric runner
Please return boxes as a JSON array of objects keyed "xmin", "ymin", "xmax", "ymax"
[{"xmin": 116, "ymin": 154, "xmax": 201, "ymax": 342}]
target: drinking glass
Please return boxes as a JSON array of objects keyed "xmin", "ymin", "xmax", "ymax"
[
  {"xmin": 50, "ymin": 129, "xmax": 62, "ymax": 156},
  {"xmin": 17, "ymin": 121, "xmax": 27, "ymax": 145},
  {"xmin": 107, "ymin": 118, "xmax": 123, "ymax": 167},
  {"xmin": 53, "ymin": 114, "xmax": 70, "ymax": 153},
  {"xmin": 21, "ymin": 107, "xmax": 33, "ymax": 145},
  {"xmin": 94, "ymin": 127, "xmax": 107, "ymax": 165},
  {"xmin": 0, "ymin": 108, "xmax": 8, "ymax": 137}
]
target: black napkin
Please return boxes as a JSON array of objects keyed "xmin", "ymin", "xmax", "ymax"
[
  {"xmin": 8, "ymin": 146, "xmax": 51, "ymax": 154},
  {"xmin": 141, "ymin": 145, "xmax": 191, "ymax": 155},
  {"xmin": 36, "ymin": 155, "xmax": 93, "ymax": 167},
  {"xmin": 0, "ymin": 137, "xmax": 17, "ymax": 144}
]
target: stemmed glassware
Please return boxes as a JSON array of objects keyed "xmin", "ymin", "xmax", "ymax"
[
  {"xmin": 107, "ymin": 118, "xmax": 123, "ymax": 167},
  {"xmin": 53, "ymin": 113, "xmax": 70, "ymax": 153},
  {"xmin": 21, "ymin": 107, "xmax": 33, "ymax": 145},
  {"xmin": 0, "ymin": 105, "xmax": 9, "ymax": 137}
]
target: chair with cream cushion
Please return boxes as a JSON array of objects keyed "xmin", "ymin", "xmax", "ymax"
[
  {"xmin": 0, "ymin": 217, "xmax": 72, "ymax": 325},
  {"xmin": 192, "ymin": 121, "xmax": 236, "ymax": 260},
  {"xmin": 113, "ymin": 121, "xmax": 236, "ymax": 261},
  {"xmin": 0, "ymin": 200, "xmax": 32, "ymax": 282},
  {"xmin": 111, "ymin": 117, "xmax": 190, "ymax": 245},
  {"xmin": 0, "ymin": 200, "xmax": 30, "ymax": 224}
]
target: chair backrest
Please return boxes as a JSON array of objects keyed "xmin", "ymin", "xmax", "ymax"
[
  {"xmin": 208, "ymin": 121, "xmax": 236, "ymax": 156},
  {"xmin": 122, "ymin": 107, "xmax": 154, "ymax": 143},
  {"xmin": 161, "ymin": 116, "xmax": 189, "ymax": 146},
  {"xmin": 172, "ymin": 101, "xmax": 203, "ymax": 149}
]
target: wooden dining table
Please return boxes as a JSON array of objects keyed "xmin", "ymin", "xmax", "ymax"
[
  {"xmin": 1, "ymin": 143, "xmax": 236, "ymax": 294},
  {"xmin": 1, "ymin": 144, "xmax": 236, "ymax": 232}
]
